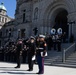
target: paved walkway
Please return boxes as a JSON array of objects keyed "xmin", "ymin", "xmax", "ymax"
[{"xmin": 0, "ymin": 62, "xmax": 76, "ymax": 75}]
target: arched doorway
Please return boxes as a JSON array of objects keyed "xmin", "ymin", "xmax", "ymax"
[{"xmin": 53, "ymin": 9, "xmax": 68, "ymax": 37}]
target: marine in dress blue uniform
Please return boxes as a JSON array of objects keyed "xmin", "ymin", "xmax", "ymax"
[{"xmin": 36, "ymin": 35, "xmax": 47, "ymax": 74}]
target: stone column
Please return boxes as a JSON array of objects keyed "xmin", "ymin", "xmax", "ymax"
[{"xmin": 67, "ymin": 12, "xmax": 76, "ymax": 40}]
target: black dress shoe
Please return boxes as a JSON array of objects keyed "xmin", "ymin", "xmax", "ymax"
[
  {"xmin": 14, "ymin": 66, "xmax": 20, "ymax": 68},
  {"xmin": 36, "ymin": 72, "xmax": 44, "ymax": 74},
  {"xmin": 27, "ymin": 69, "xmax": 33, "ymax": 71}
]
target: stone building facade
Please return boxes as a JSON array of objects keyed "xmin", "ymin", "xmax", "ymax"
[
  {"xmin": 0, "ymin": 3, "xmax": 13, "ymax": 28},
  {"xmin": 0, "ymin": 3, "xmax": 14, "ymax": 46},
  {"xmin": 14, "ymin": 0, "xmax": 76, "ymax": 39},
  {"xmin": 1, "ymin": 0, "xmax": 76, "ymax": 46}
]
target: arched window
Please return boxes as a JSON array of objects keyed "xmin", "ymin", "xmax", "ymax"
[
  {"xmin": 34, "ymin": 7, "xmax": 38, "ymax": 20},
  {"xmin": 2, "ymin": 17, "xmax": 4, "ymax": 23},
  {"xmin": 6, "ymin": 29, "xmax": 8, "ymax": 36},
  {"xmin": 23, "ymin": 10, "xmax": 26, "ymax": 23},
  {"xmin": 0, "ymin": 16, "xmax": 1, "ymax": 22},
  {"xmin": 21, "ymin": 29, "xmax": 26, "ymax": 38},
  {"xmin": 5, "ymin": 18, "xmax": 7, "ymax": 22},
  {"xmin": 9, "ymin": 28, "xmax": 12, "ymax": 37},
  {"xmin": 9, "ymin": 28, "xmax": 11, "ymax": 31},
  {"xmin": 0, "ymin": 31, "xmax": 2, "ymax": 37}
]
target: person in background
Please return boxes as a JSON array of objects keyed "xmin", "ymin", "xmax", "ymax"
[
  {"xmin": 52, "ymin": 35, "xmax": 57, "ymax": 51},
  {"xmin": 22, "ymin": 39, "xmax": 28, "ymax": 63},
  {"xmin": 57, "ymin": 35, "xmax": 62, "ymax": 52},
  {"xmin": 62, "ymin": 32, "xmax": 66, "ymax": 43}
]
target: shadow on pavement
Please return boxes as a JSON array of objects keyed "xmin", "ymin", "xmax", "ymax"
[
  {"xmin": 7, "ymin": 72, "xmax": 36, "ymax": 74},
  {"xmin": 0, "ymin": 71, "xmax": 37, "ymax": 74},
  {"xmin": 0, "ymin": 67, "xmax": 13, "ymax": 68},
  {"xmin": 0, "ymin": 67, "xmax": 37, "ymax": 75}
]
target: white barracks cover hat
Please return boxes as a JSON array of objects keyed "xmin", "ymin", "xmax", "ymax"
[{"xmin": 39, "ymin": 35, "xmax": 45, "ymax": 38}]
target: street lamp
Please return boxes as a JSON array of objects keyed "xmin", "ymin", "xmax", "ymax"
[{"xmin": 33, "ymin": 27, "xmax": 38, "ymax": 36}]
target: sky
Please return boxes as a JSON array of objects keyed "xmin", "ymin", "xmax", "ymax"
[{"xmin": 0, "ymin": 0, "xmax": 16, "ymax": 18}]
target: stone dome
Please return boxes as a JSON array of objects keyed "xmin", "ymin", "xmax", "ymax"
[{"xmin": 0, "ymin": 3, "xmax": 7, "ymax": 11}]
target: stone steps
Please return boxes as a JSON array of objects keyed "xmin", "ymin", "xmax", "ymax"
[
  {"xmin": 44, "ymin": 51, "xmax": 62, "ymax": 65},
  {"xmin": 61, "ymin": 51, "xmax": 76, "ymax": 66},
  {"xmin": 44, "ymin": 43, "xmax": 75, "ymax": 65}
]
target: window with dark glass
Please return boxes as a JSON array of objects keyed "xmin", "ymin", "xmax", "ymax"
[
  {"xmin": 5, "ymin": 18, "xmax": 7, "ymax": 22},
  {"xmin": 23, "ymin": 10, "xmax": 26, "ymax": 23},
  {"xmin": 0, "ymin": 16, "xmax": 1, "ymax": 22},
  {"xmin": 9, "ymin": 28, "xmax": 12, "ymax": 37},
  {"xmin": 34, "ymin": 7, "xmax": 38, "ymax": 20},
  {"xmin": 6, "ymin": 29, "xmax": 8, "ymax": 36},
  {"xmin": 21, "ymin": 29, "xmax": 25, "ymax": 38},
  {"xmin": 0, "ymin": 32, "xmax": 2, "ymax": 37},
  {"xmin": 23, "ymin": 13, "xmax": 25, "ymax": 22},
  {"xmin": 2, "ymin": 17, "xmax": 4, "ymax": 23}
]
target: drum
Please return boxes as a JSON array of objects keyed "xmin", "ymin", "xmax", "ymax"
[
  {"xmin": 51, "ymin": 28, "xmax": 56, "ymax": 35},
  {"xmin": 57, "ymin": 28, "xmax": 62, "ymax": 35}
]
